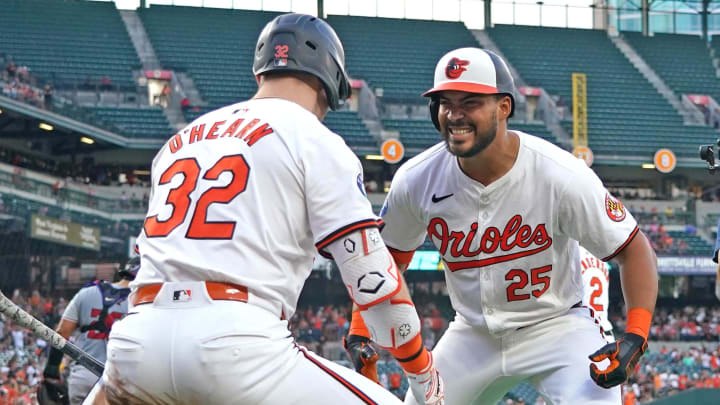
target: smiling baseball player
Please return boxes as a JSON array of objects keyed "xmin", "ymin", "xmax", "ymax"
[{"xmin": 347, "ymin": 47, "xmax": 658, "ymax": 404}]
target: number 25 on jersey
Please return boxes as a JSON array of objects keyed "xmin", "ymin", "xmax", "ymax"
[{"xmin": 144, "ymin": 154, "xmax": 250, "ymax": 239}]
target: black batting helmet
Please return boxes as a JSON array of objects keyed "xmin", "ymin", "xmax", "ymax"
[
  {"xmin": 424, "ymin": 47, "xmax": 516, "ymax": 130},
  {"xmin": 117, "ymin": 256, "xmax": 139, "ymax": 281},
  {"xmin": 253, "ymin": 13, "xmax": 351, "ymax": 110}
]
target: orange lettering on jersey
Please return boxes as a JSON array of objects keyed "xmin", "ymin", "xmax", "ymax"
[
  {"xmin": 244, "ymin": 123, "xmax": 274, "ymax": 146},
  {"xmin": 235, "ymin": 119, "xmax": 260, "ymax": 139},
  {"xmin": 222, "ymin": 119, "xmax": 244, "ymax": 137},
  {"xmin": 427, "ymin": 215, "xmax": 553, "ymax": 271},
  {"xmin": 169, "ymin": 134, "xmax": 183, "ymax": 153},
  {"xmin": 189, "ymin": 124, "xmax": 205, "ymax": 143},
  {"xmin": 205, "ymin": 120, "xmax": 226, "ymax": 140}
]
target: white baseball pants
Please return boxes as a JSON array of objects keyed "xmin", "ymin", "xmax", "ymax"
[
  {"xmin": 96, "ymin": 281, "xmax": 402, "ymax": 405},
  {"xmin": 404, "ymin": 307, "xmax": 621, "ymax": 405}
]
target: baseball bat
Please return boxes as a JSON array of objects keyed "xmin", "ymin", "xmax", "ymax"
[{"xmin": 0, "ymin": 290, "xmax": 105, "ymax": 377}]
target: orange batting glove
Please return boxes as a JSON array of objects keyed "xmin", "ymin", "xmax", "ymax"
[
  {"xmin": 343, "ymin": 334, "xmax": 380, "ymax": 384},
  {"xmin": 589, "ymin": 308, "xmax": 650, "ymax": 388}
]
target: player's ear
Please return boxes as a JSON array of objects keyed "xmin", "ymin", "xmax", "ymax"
[{"xmin": 497, "ymin": 95, "xmax": 512, "ymax": 120}]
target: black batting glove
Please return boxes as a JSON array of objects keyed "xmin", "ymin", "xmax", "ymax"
[
  {"xmin": 43, "ymin": 346, "xmax": 64, "ymax": 380},
  {"xmin": 343, "ymin": 334, "xmax": 380, "ymax": 384},
  {"xmin": 589, "ymin": 332, "xmax": 647, "ymax": 388},
  {"xmin": 43, "ymin": 365, "xmax": 60, "ymax": 380}
]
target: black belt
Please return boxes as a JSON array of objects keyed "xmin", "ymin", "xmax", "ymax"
[{"xmin": 517, "ymin": 301, "xmax": 583, "ymax": 330}]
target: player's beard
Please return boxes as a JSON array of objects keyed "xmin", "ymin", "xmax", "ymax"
[{"xmin": 442, "ymin": 111, "xmax": 498, "ymax": 158}]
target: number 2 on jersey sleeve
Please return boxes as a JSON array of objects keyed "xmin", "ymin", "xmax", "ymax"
[
  {"xmin": 588, "ymin": 276, "xmax": 604, "ymax": 312},
  {"xmin": 144, "ymin": 154, "xmax": 250, "ymax": 239}
]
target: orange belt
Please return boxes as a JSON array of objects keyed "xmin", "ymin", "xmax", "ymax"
[{"xmin": 131, "ymin": 282, "xmax": 249, "ymax": 306}]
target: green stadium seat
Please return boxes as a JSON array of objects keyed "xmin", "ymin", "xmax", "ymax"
[
  {"xmin": 87, "ymin": 107, "xmax": 173, "ymax": 140},
  {"xmin": 0, "ymin": 0, "xmax": 139, "ymax": 89},
  {"xmin": 624, "ymin": 32, "xmax": 720, "ymax": 102},
  {"xmin": 139, "ymin": 6, "xmax": 376, "ymax": 150},
  {"xmin": 488, "ymin": 25, "xmax": 718, "ymax": 159}
]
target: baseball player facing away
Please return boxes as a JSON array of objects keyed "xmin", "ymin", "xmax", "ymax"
[
  {"xmin": 42, "ymin": 258, "xmax": 137, "ymax": 405},
  {"xmin": 579, "ymin": 246, "xmax": 615, "ymax": 342},
  {"xmin": 84, "ymin": 14, "xmax": 443, "ymax": 405},
  {"xmin": 347, "ymin": 48, "xmax": 658, "ymax": 405}
]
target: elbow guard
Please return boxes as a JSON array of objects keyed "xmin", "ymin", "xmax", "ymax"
[
  {"xmin": 327, "ymin": 227, "xmax": 401, "ymax": 308},
  {"xmin": 327, "ymin": 228, "xmax": 421, "ymax": 349},
  {"xmin": 359, "ymin": 298, "xmax": 421, "ymax": 349}
]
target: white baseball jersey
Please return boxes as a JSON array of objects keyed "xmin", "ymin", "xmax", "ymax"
[
  {"xmin": 579, "ymin": 245, "xmax": 614, "ymax": 334},
  {"xmin": 134, "ymin": 98, "xmax": 380, "ymax": 320},
  {"xmin": 381, "ymin": 132, "xmax": 638, "ymax": 336}
]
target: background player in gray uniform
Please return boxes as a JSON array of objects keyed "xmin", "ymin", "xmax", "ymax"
[{"xmin": 42, "ymin": 258, "xmax": 138, "ymax": 405}]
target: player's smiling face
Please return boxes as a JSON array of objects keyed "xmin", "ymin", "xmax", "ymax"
[{"xmin": 437, "ymin": 91, "xmax": 501, "ymax": 158}]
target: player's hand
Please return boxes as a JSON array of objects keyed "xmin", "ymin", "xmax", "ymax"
[
  {"xmin": 343, "ymin": 334, "xmax": 380, "ymax": 384},
  {"xmin": 588, "ymin": 332, "xmax": 647, "ymax": 388},
  {"xmin": 38, "ymin": 377, "xmax": 69, "ymax": 405},
  {"xmin": 406, "ymin": 352, "xmax": 444, "ymax": 405}
]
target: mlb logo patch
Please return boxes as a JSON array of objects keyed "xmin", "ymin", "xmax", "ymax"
[{"xmin": 173, "ymin": 290, "xmax": 192, "ymax": 302}]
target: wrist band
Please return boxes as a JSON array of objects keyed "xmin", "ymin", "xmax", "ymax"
[{"xmin": 626, "ymin": 307, "xmax": 652, "ymax": 339}]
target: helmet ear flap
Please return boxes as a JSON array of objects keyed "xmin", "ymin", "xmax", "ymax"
[{"xmin": 429, "ymin": 98, "xmax": 440, "ymax": 131}]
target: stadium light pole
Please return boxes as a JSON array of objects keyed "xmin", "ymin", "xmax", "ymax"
[
  {"xmin": 702, "ymin": 0, "xmax": 710, "ymax": 41},
  {"xmin": 484, "ymin": 0, "xmax": 492, "ymax": 29},
  {"xmin": 537, "ymin": 1, "xmax": 544, "ymax": 26}
]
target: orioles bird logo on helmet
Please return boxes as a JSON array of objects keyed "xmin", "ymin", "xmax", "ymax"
[{"xmin": 445, "ymin": 57, "xmax": 470, "ymax": 79}]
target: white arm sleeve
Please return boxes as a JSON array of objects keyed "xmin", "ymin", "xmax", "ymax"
[
  {"xmin": 326, "ymin": 228, "xmax": 422, "ymax": 348},
  {"xmin": 326, "ymin": 227, "xmax": 401, "ymax": 308}
]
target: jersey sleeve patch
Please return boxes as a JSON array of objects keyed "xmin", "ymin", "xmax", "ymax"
[
  {"xmin": 605, "ymin": 193, "xmax": 626, "ymax": 222},
  {"xmin": 316, "ymin": 218, "xmax": 384, "ymax": 258}
]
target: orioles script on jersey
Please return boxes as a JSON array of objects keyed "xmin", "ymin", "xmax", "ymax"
[
  {"xmin": 427, "ymin": 215, "xmax": 553, "ymax": 271},
  {"xmin": 168, "ymin": 118, "xmax": 274, "ymax": 153}
]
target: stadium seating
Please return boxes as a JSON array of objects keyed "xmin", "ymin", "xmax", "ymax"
[
  {"xmin": 381, "ymin": 118, "xmax": 438, "ymax": 149},
  {"xmin": 624, "ymin": 32, "xmax": 720, "ymax": 101},
  {"xmin": 140, "ymin": 6, "xmax": 376, "ymax": 149},
  {"xmin": 182, "ymin": 106, "xmax": 375, "ymax": 149},
  {"xmin": 0, "ymin": 192, "xmax": 142, "ymax": 242},
  {"xmin": 666, "ymin": 230, "xmax": 712, "ymax": 255},
  {"xmin": 138, "ymin": 6, "xmax": 277, "ymax": 106},
  {"xmin": 0, "ymin": 0, "xmax": 139, "ymax": 89},
  {"xmin": 488, "ymin": 25, "xmax": 718, "ymax": 158},
  {"xmin": 88, "ymin": 106, "xmax": 173, "ymax": 139},
  {"xmin": 324, "ymin": 111, "xmax": 377, "ymax": 148},
  {"xmin": 382, "ymin": 118, "xmax": 557, "ymax": 150},
  {"xmin": 326, "ymin": 15, "xmax": 479, "ymax": 102}
]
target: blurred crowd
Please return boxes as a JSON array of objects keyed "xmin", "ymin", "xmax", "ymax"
[
  {"xmin": 641, "ymin": 222, "xmax": 692, "ymax": 255},
  {"xmin": 649, "ymin": 306, "xmax": 720, "ymax": 341},
  {"xmin": 288, "ymin": 302, "xmax": 720, "ymax": 403},
  {"xmin": 1, "ymin": 291, "xmax": 719, "ymax": 404},
  {"xmin": 623, "ymin": 345, "xmax": 720, "ymax": 404},
  {"xmin": 2, "ymin": 60, "xmax": 53, "ymax": 111},
  {"xmin": 0, "ymin": 290, "xmax": 65, "ymax": 405},
  {"xmin": 0, "ymin": 146, "xmax": 150, "ymax": 189}
]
